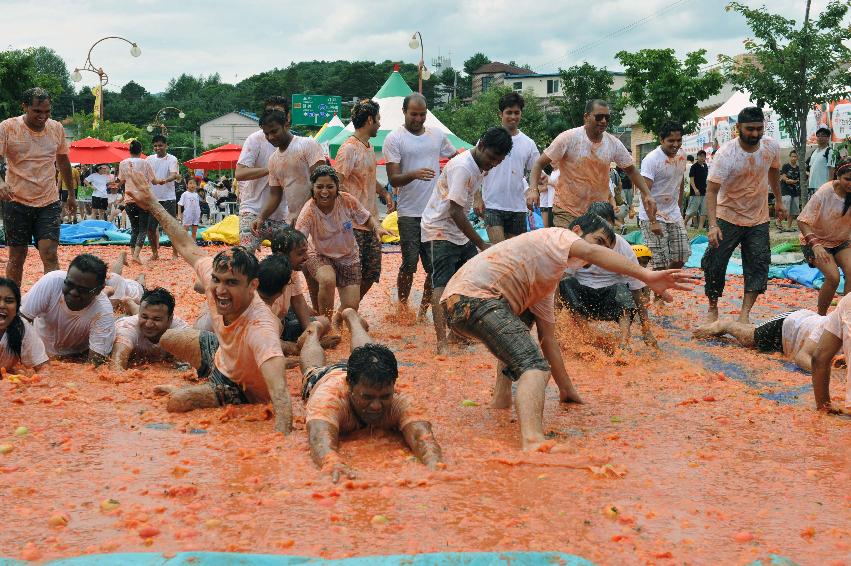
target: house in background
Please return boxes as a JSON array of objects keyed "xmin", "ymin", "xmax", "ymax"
[{"xmin": 199, "ymin": 110, "xmax": 259, "ymax": 146}]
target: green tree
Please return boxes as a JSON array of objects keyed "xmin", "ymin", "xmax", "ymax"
[
  {"xmin": 721, "ymin": 0, "xmax": 851, "ymax": 205},
  {"xmin": 463, "ymin": 53, "xmax": 491, "ymax": 75},
  {"xmin": 615, "ymin": 48, "xmax": 724, "ymax": 138},
  {"xmin": 0, "ymin": 49, "xmax": 35, "ymax": 120},
  {"xmin": 29, "ymin": 47, "xmax": 73, "ymax": 118},
  {"xmin": 434, "ymin": 85, "xmax": 552, "ymax": 149},
  {"xmin": 69, "ymin": 112, "xmax": 151, "ymax": 146},
  {"xmin": 557, "ymin": 62, "xmax": 625, "ymax": 128}
]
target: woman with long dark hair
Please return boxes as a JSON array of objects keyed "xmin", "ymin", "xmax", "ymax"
[
  {"xmin": 0, "ymin": 278, "xmax": 49, "ymax": 372},
  {"xmin": 798, "ymin": 158, "xmax": 851, "ymax": 315}
]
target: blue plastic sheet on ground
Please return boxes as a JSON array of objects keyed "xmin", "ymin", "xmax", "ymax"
[
  {"xmin": 785, "ymin": 263, "xmax": 845, "ymax": 290},
  {"xmin": 0, "ymin": 551, "xmax": 596, "ymax": 566},
  {"xmin": 58, "ymin": 220, "xmax": 207, "ymax": 245}
]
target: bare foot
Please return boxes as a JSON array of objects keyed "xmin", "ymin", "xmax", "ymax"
[
  {"xmin": 340, "ymin": 308, "xmax": 369, "ymax": 332},
  {"xmin": 705, "ymin": 306, "xmax": 719, "ymax": 324},
  {"xmin": 319, "ymin": 335, "xmax": 342, "ymax": 349},
  {"xmin": 436, "ymin": 340, "xmax": 448, "ymax": 355},
  {"xmin": 153, "ymin": 384, "xmax": 177, "ymax": 396},
  {"xmin": 297, "ymin": 319, "xmax": 330, "ymax": 350},
  {"xmin": 331, "ymin": 311, "xmax": 343, "ymax": 330},
  {"xmin": 737, "ymin": 313, "xmax": 751, "ymax": 324},
  {"xmin": 130, "ymin": 255, "xmax": 143, "ymax": 265},
  {"xmin": 522, "ymin": 438, "xmax": 556, "ymax": 453},
  {"xmin": 490, "ymin": 392, "xmax": 511, "ymax": 409},
  {"xmin": 694, "ymin": 320, "xmax": 724, "ymax": 339}
]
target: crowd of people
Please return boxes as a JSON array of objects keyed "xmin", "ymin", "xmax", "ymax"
[{"xmin": 0, "ymin": 85, "xmax": 848, "ymax": 479}]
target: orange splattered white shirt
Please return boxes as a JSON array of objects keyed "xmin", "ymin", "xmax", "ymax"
[
  {"xmin": 0, "ymin": 116, "xmax": 68, "ymax": 207},
  {"xmin": 420, "ymin": 151, "xmax": 484, "ymax": 245},
  {"xmin": 295, "ymin": 192, "xmax": 370, "ymax": 262},
  {"xmin": 796, "ymin": 182, "xmax": 851, "ymax": 249},
  {"xmin": 441, "ymin": 228, "xmax": 586, "ymax": 324},
  {"xmin": 267, "ymin": 136, "xmax": 326, "ymax": 223},
  {"xmin": 543, "ymin": 126, "xmax": 632, "ymax": 217},
  {"xmin": 707, "ymin": 137, "xmax": 780, "ymax": 227},
  {"xmin": 334, "ymin": 136, "xmax": 378, "ymax": 230},
  {"xmin": 194, "ymin": 257, "xmax": 284, "ymax": 402},
  {"xmin": 305, "ymin": 368, "xmax": 426, "ymax": 433},
  {"xmin": 822, "ymin": 293, "xmax": 851, "ymax": 408},
  {"xmin": 117, "ymin": 157, "xmax": 156, "ymax": 205},
  {"xmin": 269, "ymin": 270, "xmax": 308, "ymax": 319}
]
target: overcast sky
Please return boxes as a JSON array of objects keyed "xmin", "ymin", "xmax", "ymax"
[{"xmin": 2, "ymin": 0, "xmax": 837, "ymax": 93}]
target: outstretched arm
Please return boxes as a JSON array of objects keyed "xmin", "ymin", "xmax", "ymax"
[
  {"xmin": 307, "ymin": 419, "xmax": 356, "ymax": 482},
  {"xmin": 128, "ymin": 168, "xmax": 206, "ymax": 269},
  {"xmin": 811, "ymin": 331, "xmax": 845, "ymax": 413},
  {"xmin": 111, "ymin": 341, "xmax": 133, "ymax": 371},
  {"xmin": 260, "ymin": 356, "xmax": 292, "ymax": 434},
  {"xmin": 536, "ymin": 316, "xmax": 582, "ymax": 403},
  {"xmin": 401, "ymin": 421, "xmax": 443, "ymax": 469}
]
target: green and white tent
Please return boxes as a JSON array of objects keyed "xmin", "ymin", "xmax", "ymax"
[
  {"xmin": 314, "ymin": 114, "xmax": 346, "ymax": 154},
  {"xmin": 327, "ymin": 69, "xmax": 472, "ymax": 158}
]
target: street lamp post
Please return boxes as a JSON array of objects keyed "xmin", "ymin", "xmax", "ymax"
[
  {"xmin": 71, "ymin": 36, "xmax": 141, "ymax": 122},
  {"xmin": 147, "ymin": 107, "xmax": 186, "ymax": 136},
  {"xmin": 408, "ymin": 32, "xmax": 431, "ymax": 94}
]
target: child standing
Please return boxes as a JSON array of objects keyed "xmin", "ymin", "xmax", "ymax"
[{"xmin": 178, "ymin": 178, "xmax": 202, "ymax": 239}]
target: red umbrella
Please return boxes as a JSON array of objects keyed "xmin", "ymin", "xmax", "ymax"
[
  {"xmin": 68, "ymin": 137, "xmax": 128, "ymax": 164},
  {"xmin": 184, "ymin": 143, "xmax": 242, "ymax": 170},
  {"xmin": 105, "ymin": 140, "xmax": 146, "ymax": 158},
  {"xmin": 201, "ymin": 143, "xmax": 243, "ymax": 154}
]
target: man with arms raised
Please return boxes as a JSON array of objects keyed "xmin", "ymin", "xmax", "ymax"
[
  {"xmin": 528, "ymin": 99, "xmax": 656, "ymax": 229},
  {"xmin": 302, "ymin": 308, "xmax": 442, "ymax": 482},
  {"xmin": 111, "ymin": 287, "xmax": 189, "ymax": 371},
  {"xmin": 0, "ymin": 88, "xmax": 76, "ymax": 286},
  {"xmin": 236, "ymin": 96, "xmax": 290, "ymax": 253},
  {"xmin": 701, "ymin": 106, "xmax": 786, "ymax": 323},
  {"xmin": 384, "ymin": 93, "xmax": 457, "ymax": 316},
  {"xmin": 21, "ymin": 253, "xmax": 115, "ymax": 365},
  {"xmin": 127, "ymin": 169, "xmax": 293, "ymax": 434}
]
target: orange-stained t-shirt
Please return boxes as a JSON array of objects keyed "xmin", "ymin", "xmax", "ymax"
[
  {"xmin": 441, "ymin": 228, "xmax": 586, "ymax": 324},
  {"xmin": 194, "ymin": 257, "xmax": 284, "ymax": 402},
  {"xmin": 821, "ymin": 293, "xmax": 851, "ymax": 409},
  {"xmin": 334, "ymin": 136, "xmax": 378, "ymax": 230},
  {"xmin": 707, "ymin": 136, "xmax": 780, "ymax": 227},
  {"xmin": 543, "ymin": 126, "xmax": 633, "ymax": 217},
  {"xmin": 295, "ymin": 191, "xmax": 371, "ymax": 261},
  {"xmin": 117, "ymin": 157, "xmax": 156, "ymax": 205},
  {"xmin": 266, "ymin": 135, "xmax": 326, "ymax": 224},
  {"xmin": 796, "ymin": 182, "xmax": 851, "ymax": 249},
  {"xmin": 0, "ymin": 116, "xmax": 69, "ymax": 207},
  {"xmin": 304, "ymin": 368, "xmax": 426, "ymax": 433},
  {"xmin": 269, "ymin": 270, "xmax": 308, "ymax": 319}
]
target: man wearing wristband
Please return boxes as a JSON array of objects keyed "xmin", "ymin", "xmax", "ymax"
[
  {"xmin": 701, "ymin": 106, "xmax": 786, "ymax": 324},
  {"xmin": 302, "ymin": 309, "xmax": 442, "ymax": 482}
]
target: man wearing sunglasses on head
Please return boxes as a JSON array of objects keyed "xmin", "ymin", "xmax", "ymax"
[
  {"xmin": 528, "ymin": 99, "xmax": 657, "ymax": 230},
  {"xmin": 20, "ymin": 253, "xmax": 115, "ymax": 365}
]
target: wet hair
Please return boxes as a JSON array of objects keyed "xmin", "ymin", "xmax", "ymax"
[
  {"xmin": 69, "ymin": 253, "xmax": 108, "ymax": 286},
  {"xmin": 257, "ymin": 255, "xmax": 292, "ymax": 296},
  {"xmin": 479, "ymin": 126, "xmax": 513, "ymax": 157},
  {"xmin": 0, "ymin": 278, "xmax": 25, "ymax": 360},
  {"xmin": 129, "ymin": 140, "xmax": 143, "ymax": 155},
  {"xmin": 659, "ymin": 121, "xmax": 683, "ymax": 140},
  {"xmin": 347, "ymin": 343, "xmax": 398, "ymax": 388},
  {"xmin": 402, "ymin": 93, "xmax": 427, "ymax": 112},
  {"xmin": 259, "ymin": 109, "xmax": 288, "ymax": 127},
  {"xmin": 835, "ymin": 158, "xmax": 851, "ymax": 216},
  {"xmin": 263, "ymin": 95, "xmax": 289, "ymax": 113},
  {"xmin": 211, "ymin": 246, "xmax": 259, "ymax": 281},
  {"xmin": 687, "ymin": 155, "xmax": 695, "ymax": 162},
  {"xmin": 499, "ymin": 91, "xmax": 525, "ymax": 112},
  {"xmin": 310, "ymin": 164, "xmax": 340, "ymax": 187},
  {"xmin": 737, "ymin": 106, "xmax": 764, "ymax": 124},
  {"xmin": 569, "ymin": 212, "xmax": 615, "ymax": 245},
  {"xmin": 586, "ymin": 201, "xmax": 616, "ymax": 224},
  {"xmin": 270, "ymin": 226, "xmax": 307, "ymax": 255},
  {"xmin": 151, "ymin": 134, "xmax": 167, "ymax": 145},
  {"xmin": 584, "ymin": 99, "xmax": 609, "ymax": 113},
  {"xmin": 542, "ymin": 163, "xmax": 553, "ymax": 175},
  {"xmin": 21, "ymin": 87, "xmax": 51, "ymax": 106},
  {"xmin": 351, "ymin": 99, "xmax": 380, "ymax": 129},
  {"xmin": 140, "ymin": 287, "xmax": 175, "ymax": 316},
  {"xmin": 816, "ymin": 126, "xmax": 832, "ymax": 137},
  {"xmin": 697, "ymin": 150, "xmax": 707, "ymax": 157}
]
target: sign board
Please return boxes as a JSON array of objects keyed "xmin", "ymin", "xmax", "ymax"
[{"xmin": 291, "ymin": 94, "xmax": 342, "ymax": 126}]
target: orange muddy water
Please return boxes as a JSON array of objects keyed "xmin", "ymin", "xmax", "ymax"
[{"xmin": 1, "ymin": 245, "xmax": 849, "ymax": 565}]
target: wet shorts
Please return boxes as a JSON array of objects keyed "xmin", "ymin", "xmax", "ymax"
[
  {"xmin": 753, "ymin": 312, "xmax": 794, "ymax": 353},
  {"xmin": 148, "ymin": 200, "xmax": 177, "ymax": 231},
  {"xmin": 802, "ymin": 241, "xmax": 851, "ymax": 267},
  {"xmin": 444, "ymin": 295, "xmax": 549, "ymax": 381},
  {"xmin": 2, "ymin": 200, "xmax": 61, "ymax": 246},
  {"xmin": 484, "ymin": 209, "xmax": 528, "ymax": 236},
  {"xmin": 196, "ymin": 330, "xmax": 250, "ymax": 406},
  {"xmin": 91, "ymin": 196, "xmax": 108, "ymax": 210},
  {"xmin": 398, "ymin": 216, "xmax": 432, "ymax": 274},
  {"xmin": 354, "ymin": 229, "xmax": 382, "ymax": 285},
  {"xmin": 301, "ymin": 361, "xmax": 348, "ymax": 401},
  {"xmin": 239, "ymin": 212, "xmax": 288, "ymax": 254},
  {"xmin": 429, "ymin": 239, "xmax": 478, "ymax": 288},
  {"xmin": 558, "ymin": 278, "xmax": 637, "ymax": 322},
  {"xmin": 304, "ymin": 251, "xmax": 361, "ymax": 288}
]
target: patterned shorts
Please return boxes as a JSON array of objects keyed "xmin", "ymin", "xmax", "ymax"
[
  {"xmin": 239, "ymin": 212, "xmax": 288, "ymax": 254},
  {"xmin": 354, "ymin": 229, "xmax": 382, "ymax": 285},
  {"xmin": 639, "ymin": 220, "xmax": 691, "ymax": 270},
  {"xmin": 301, "ymin": 361, "xmax": 348, "ymax": 401},
  {"xmin": 196, "ymin": 330, "xmax": 249, "ymax": 406},
  {"xmin": 304, "ymin": 251, "xmax": 362, "ymax": 288}
]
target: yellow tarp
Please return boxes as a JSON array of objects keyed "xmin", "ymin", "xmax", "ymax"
[{"xmin": 380, "ymin": 211, "xmax": 400, "ymax": 243}]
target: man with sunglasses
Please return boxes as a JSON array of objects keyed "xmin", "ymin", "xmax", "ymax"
[
  {"xmin": 20, "ymin": 253, "xmax": 115, "ymax": 365},
  {"xmin": 528, "ymin": 99, "xmax": 657, "ymax": 229}
]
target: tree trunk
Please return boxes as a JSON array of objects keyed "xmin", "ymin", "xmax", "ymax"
[{"xmin": 799, "ymin": 0, "xmax": 814, "ymax": 209}]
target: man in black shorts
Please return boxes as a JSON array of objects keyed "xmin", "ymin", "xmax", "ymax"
[
  {"xmin": 146, "ymin": 134, "xmax": 180, "ymax": 260},
  {"xmin": 0, "ymin": 87, "xmax": 75, "ymax": 285}
]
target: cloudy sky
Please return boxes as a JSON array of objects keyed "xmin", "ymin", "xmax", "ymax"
[{"xmin": 3, "ymin": 0, "xmax": 835, "ymax": 93}]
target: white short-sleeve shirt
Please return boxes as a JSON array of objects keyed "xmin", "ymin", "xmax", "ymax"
[
  {"xmin": 571, "ymin": 234, "xmax": 645, "ymax": 291},
  {"xmin": 0, "ymin": 319, "xmax": 48, "ymax": 370},
  {"xmin": 21, "ymin": 271, "xmax": 116, "ymax": 357},
  {"xmin": 146, "ymin": 153, "xmax": 179, "ymax": 201},
  {"xmin": 482, "ymin": 131, "xmax": 539, "ymax": 213},
  {"xmin": 420, "ymin": 151, "xmax": 484, "ymax": 245},
  {"xmin": 114, "ymin": 314, "xmax": 189, "ymax": 360},
  {"xmin": 238, "ymin": 129, "xmax": 287, "ymax": 220},
  {"xmin": 639, "ymin": 146, "xmax": 687, "ymax": 223}
]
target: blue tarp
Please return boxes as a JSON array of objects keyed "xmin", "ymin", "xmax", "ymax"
[{"xmin": 58, "ymin": 220, "xmax": 206, "ymax": 245}]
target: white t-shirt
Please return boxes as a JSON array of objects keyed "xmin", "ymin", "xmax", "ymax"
[
  {"xmin": 86, "ymin": 173, "xmax": 112, "ymax": 198},
  {"xmin": 146, "ymin": 153, "xmax": 179, "ymax": 201},
  {"xmin": 178, "ymin": 191, "xmax": 201, "ymax": 215},
  {"xmin": 540, "ymin": 171, "xmax": 557, "ymax": 208},
  {"xmin": 114, "ymin": 314, "xmax": 189, "ymax": 361},
  {"xmin": 266, "ymin": 135, "xmax": 326, "ymax": 223},
  {"xmin": 639, "ymin": 146, "xmax": 687, "ymax": 223},
  {"xmin": 383, "ymin": 126, "xmax": 456, "ymax": 217},
  {"xmin": 781, "ymin": 310, "xmax": 825, "ymax": 359},
  {"xmin": 105, "ymin": 273, "xmax": 143, "ymax": 303},
  {"xmin": 482, "ymin": 131, "xmax": 539, "ymax": 213},
  {"xmin": 237, "ymin": 129, "xmax": 287, "ymax": 220},
  {"xmin": 21, "ymin": 271, "xmax": 115, "ymax": 357},
  {"xmin": 420, "ymin": 151, "xmax": 484, "ymax": 245},
  {"xmin": 808, "ymin": 146, "xmax": 837, "ymax": 190},
  {"xmin": 0, "ymin": 320, "xmax": 48, "ymax": 370},
  {"xmin": 570, "ymin": 234, "xmax": 645, "ymax": 291}
]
